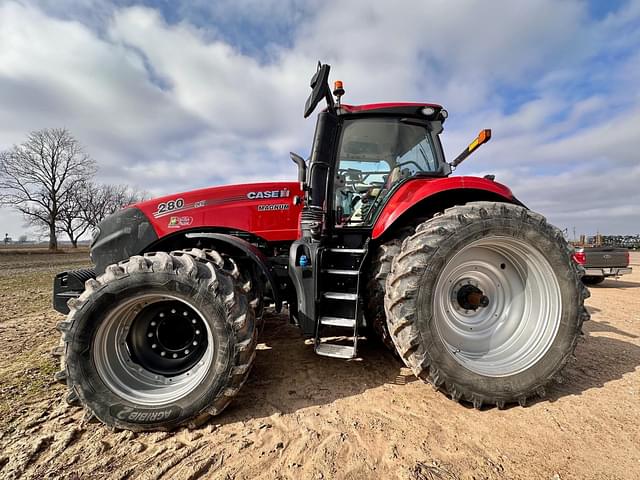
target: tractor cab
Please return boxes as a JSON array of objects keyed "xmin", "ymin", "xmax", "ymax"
[
  {"xmin": 297, "ymin": 63, "xmax": 451, "ymax": 232},
  {"xmin": 331, "ymin": 109, "xmax": 449, "ymax": 227},
  {"xmin": 289, "ymin": 64, "xmax": 457, "ymax": 357}
]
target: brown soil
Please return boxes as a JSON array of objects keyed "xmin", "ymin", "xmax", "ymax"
[{"xmin": 0, "ymin": 251, "xmax": 638, "ymax": 480}]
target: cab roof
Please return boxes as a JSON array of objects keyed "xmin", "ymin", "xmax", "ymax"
[{"xmin": 338, "ymin": 102, "xmax": 443, "ymax": 116}]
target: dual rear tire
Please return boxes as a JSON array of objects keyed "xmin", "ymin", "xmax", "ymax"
[{"xmin": 384, "ymin": 202, "xmax": 589, "ymax": 408}]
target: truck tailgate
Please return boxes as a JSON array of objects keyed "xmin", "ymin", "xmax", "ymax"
[{"xmin": 584, "ymin": 248, "xmax": 628, "ymax": 268}]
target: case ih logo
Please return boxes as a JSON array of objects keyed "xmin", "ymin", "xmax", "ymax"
[{"xmin": 247, "ymin": 189, "xmax": 290, "ymax": 200}]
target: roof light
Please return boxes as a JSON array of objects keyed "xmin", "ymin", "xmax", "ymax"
[
  {"xmin": 333, "ymin": 80, "xmax": 345, "ymax": 107},
  {"xmin": 440, "ymin": 109, "xmax": 448, "ymax": 119},
  {"xmin": 422, "ymin": 106, "xmax": 436, "ymax": 116}
]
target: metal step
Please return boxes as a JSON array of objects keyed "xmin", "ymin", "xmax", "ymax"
[
  {"xmin": 328, "ymin": 248, "xmax": 366, "ymax": 254},
  {"xmin": 315, "ymin": 343, "xmax": 356, "ymax": 359},
  {"xmin": 322, "ymin": 269, "xmax": 359, "ymax": 276},
  {"xmin": 320, "ymin": 316, "xmax": 356, "ymax": 328},
  {"xmin": 323, "ymin": 292, "xmax": 358, "ymax": 301}
]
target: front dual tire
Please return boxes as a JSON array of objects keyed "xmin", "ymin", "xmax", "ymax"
[
  {"xmin": 385, "ymin": 202, "xmax": 590, "ymax": 408},
  {"xmin": 55, "ymin": 249, "xmax": 256, "ymax": 431}
]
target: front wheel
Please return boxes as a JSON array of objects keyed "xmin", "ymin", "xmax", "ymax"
[
  {"xmin": 385, "ymin": 202, "xmax": 589, "ymax": 408},
  {"xmin": 55, "ymin": 249, "xmax": 256, "ymax": 431}
]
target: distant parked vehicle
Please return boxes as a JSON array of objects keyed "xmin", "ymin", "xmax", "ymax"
[{"xmin": 573, "ymin": 246, "xmax": 632, "ymax": 284}]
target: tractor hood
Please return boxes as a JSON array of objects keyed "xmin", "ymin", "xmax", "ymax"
[
  {"xmin": 134, "ymin": 181, "xmax": 304, "ymax": 241},
  {"xmin": 90, "ymin": 181, "xmax": 303, "ymax": 274}
]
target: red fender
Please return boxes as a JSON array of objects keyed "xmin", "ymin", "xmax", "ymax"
[{"xmin": 372, "ymin": 176, "xmax": 517, "ymax": 239}]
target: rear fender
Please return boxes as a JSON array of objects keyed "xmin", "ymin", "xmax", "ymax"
[{"xmin": 372, "ymin": 176, "xmax": 520, "ymax": 239}]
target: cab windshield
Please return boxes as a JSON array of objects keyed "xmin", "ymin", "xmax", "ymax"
[{"xmin": 334, "ymin": 117, "xmax": 441, "ymax": 225}]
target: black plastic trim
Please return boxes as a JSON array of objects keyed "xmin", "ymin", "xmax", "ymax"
[
  {"xmin": 91, "ymin": 207, "xmax": 158, "ymax": 275},
  {"xmin": 53, "ymin": 268, "xmax": 96, "ymax": 314}
]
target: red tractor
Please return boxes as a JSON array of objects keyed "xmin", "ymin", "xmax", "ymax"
[{"xmin": 53, "ymin": 64, "xmax": 588, "ymax": 431}]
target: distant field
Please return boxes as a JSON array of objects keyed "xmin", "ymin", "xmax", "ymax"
[{"xmin": 0, "ymin": 245, "xmax": 89, "ymax": 254}]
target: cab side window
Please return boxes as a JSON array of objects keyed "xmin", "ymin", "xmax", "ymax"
[{"xmin": 334, "ymin": 118, "xmax": 439, "ymax": 225}]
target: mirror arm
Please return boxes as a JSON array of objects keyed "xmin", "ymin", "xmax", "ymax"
[
  {"xmin": 449, "ymin": 129, "xmax": 492, "ymax": 169},
  {"xmin": 325, "ymin": 89, "xmax": 335, "ymax": 114},
  {"xmin": 290, "ymin": 152, "xmax": 307, "ymax": 187}
]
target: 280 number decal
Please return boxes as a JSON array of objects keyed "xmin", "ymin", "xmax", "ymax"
[{"xmin": 155, "ymin": 198, "xmax": 184, "ymax": 216}]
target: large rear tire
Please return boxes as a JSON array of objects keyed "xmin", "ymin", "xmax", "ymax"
[
  {"xmin": 385, "ymin": 202, "xmax": 589, "ymax": 408},
  {"xmin": 55, "ymin": 248, "xmax": 256, "ymax": 431}
]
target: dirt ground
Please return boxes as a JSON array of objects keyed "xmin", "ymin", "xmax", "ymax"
[{"xmin": 0, "ymin": 250, "xmax": 638, "ymax": 480}]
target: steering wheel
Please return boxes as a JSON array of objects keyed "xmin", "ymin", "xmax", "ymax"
[{"xmin": 338, "ymin": 169, "xmax": 365, "ymax": 183}]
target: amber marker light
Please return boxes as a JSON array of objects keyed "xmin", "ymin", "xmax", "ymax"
[{"xmin": 450, "ymin": 129, "xmax": 492, "ymax": 169}]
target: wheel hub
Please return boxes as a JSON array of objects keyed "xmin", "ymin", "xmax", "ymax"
[
  {"xmin": 456, "ymin": 283, "xmax": 490, "ymax": 311},
  {"xmin": 93, "ymin": 292, "xmax": 215, "ymax": 406},
  {"xmin": 127, "ymin": 301, "xmax": 207, "ymax": 376}
]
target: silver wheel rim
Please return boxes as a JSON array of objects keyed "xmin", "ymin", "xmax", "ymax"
[
  {"xmin": 432, "ymin": 236, "xmax": 562, "ymax": 377},
  {"xmin": 93, "ymin": 294, "xmax": 214, "ymax": 406}
]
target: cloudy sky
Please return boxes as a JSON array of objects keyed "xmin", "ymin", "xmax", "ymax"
[{"xmin": 1, "ymin": 0, "xmax": 639, "ymax": 239}]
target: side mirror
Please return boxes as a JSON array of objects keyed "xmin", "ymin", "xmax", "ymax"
[
  {"xmin": 303, "ymin": 63, "xmax": 334, "ymax": 118},
  {"xmin": 290, "ymin": 152, "xmax": 307, "ymax": 186}
]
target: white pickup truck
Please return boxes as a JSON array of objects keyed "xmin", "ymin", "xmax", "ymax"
[{"xmin": 573, "ymin": 246, "xmax": 632, "ymax": 284}]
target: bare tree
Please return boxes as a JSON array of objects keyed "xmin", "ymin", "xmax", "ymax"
[
  {"xmin": 57, "ymin": 182, "xmax": 147, "ymax": 247},
  {"xmin": 79, "ymin": 182, "xmax": 147, "ymax": 228},
  {"xmin": 57, "ymin": 181, "xmax": 92, "ymax": 248},
  {"xmin": 0, "ymin": 129, "xmax": 96, "ymax": 250}
]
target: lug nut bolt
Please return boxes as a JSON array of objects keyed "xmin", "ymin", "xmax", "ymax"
[
  {"xmin": 151, "ymin": 321, "xmax": 156, "ymax": 326},
  {"xmin": 172, "ymin": 353, "xmax": 178, "ymax": 358},
  {"xmin": 152, "ymin": 343, "xmax": 157, "ymax": 349},
  {"xmin": 183, "ymin": 311, "xmax": 188, "ymax": 316},
  {"xmin": 147, "ymin": 333, "xmax": 153, "ymax": 338},
  {"xmin": 160, "ymin": 351, "xmax": 166, "ymax": 356},
  {"xmin": 191, "ymin": 319, "xmax": 196, "ymax": 324},
  {"xmin": 195, "ymin": 330, "xmax": 200, "ymax": 335},
  {"xmin": 193, "ymin": 341, "xmax": 198, "ymax": 346},
  {"xmin": 171, "ymin": 309, "xmax": 176, "ymax": 314},
  {"xmin": 159, "ymin": 313, "xmax": 164, "ymax": 318},
  {"xmin": 185, "ymin": 349, "xmax": 190, "ymax": 354}
]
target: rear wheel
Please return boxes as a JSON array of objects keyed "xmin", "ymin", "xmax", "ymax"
[
  {"xmin": 385, "ymin": 202, "xmax": 589, "ymax": 408},
  {"xmin": 55, "ymin": 248, "xmax": 256, "ymax": 431}
]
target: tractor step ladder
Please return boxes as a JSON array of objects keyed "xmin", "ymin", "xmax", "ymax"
[{"xmin": 314, "ymin": 243, "xmax": 369, "ymax": 359}]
